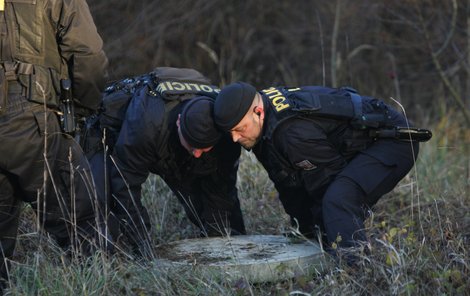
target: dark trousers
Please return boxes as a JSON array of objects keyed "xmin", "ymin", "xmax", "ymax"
[
  {"xmin": 0, "ymin": 89, "xmax": 101, "ymax": 280},
  {"xmin": 87, "ymin": 150, "xmax": 124, "ymax": 246},
  {"xmin": 322, "ymin": 139, "xmax": 419, "ymax": 249}
]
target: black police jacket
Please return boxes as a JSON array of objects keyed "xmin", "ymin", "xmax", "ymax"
[
  {"xmin": 109, "ymin": 86, "xmax": 241, "ymax": 225},
  {"xmin": 252, "ymin": 86, "xmax": 412, "ymax": 200}
]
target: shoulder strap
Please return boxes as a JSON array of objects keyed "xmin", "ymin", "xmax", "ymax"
[
  {"xmin": 0, "ymin": 8, "xmax": 13, "ymax": 62},
  {"xmin": 262, "ymin": 86, "xmax": 391, "ymax": 136},
  {"xmin": 104, "ymin": 67, "xmax": 220, "ymax": 102}
]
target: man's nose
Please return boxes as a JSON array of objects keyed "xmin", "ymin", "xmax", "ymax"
[
  {"xmin": 231, "ymin": 132, "xmax": 241, "ymax": 143},
  {"xmin": 192, "ymin": 149, "xmax": 203, "ymax": 158}
]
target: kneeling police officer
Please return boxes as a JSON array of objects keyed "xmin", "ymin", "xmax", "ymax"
[
  {"xmin": 83, "ymin": 68, "xmax": 246, "ymax": 256},
  {"xmin": 214, "ymin": 82, "xmax": 430, "ymax": 260}
]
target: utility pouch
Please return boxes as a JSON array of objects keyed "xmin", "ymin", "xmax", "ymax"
[
  {"xmin": 18, "ymin": 64, "xmax": 59, "ymax": 107},
  {"xmin": 0, "ymin": 68, "xmax": 6, "ymax": 114}
]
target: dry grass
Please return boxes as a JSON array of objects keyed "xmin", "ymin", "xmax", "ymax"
[
  {"xmin": 4, "ymin": 112, "xmax": 469, "ymax": 295},
  {"xmin": 4, "ymin": 1, "xmax": 470, "ymax": 293}
]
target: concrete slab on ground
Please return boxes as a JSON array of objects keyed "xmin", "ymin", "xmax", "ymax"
[{"xmin": 155, "ymin": 234, "xmax": 328, "ymax": 283}]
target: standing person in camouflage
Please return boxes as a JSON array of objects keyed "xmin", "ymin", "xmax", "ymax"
[{"xmin": 0, "ymin": 0, "xmax": 108, "ymax": 283}]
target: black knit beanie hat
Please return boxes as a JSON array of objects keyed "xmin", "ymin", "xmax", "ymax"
[
  {"xmin": 214, "ymin": 82, "xmax": 257, "ymax": 131},
  {"xmin": 180, "ymin": 96, "xmax": 221, "ymax": 149}
]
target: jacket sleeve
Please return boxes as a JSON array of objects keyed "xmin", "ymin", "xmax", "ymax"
[
  {"xmin": 109, "ymin": 101, "xmax": 160, "ymax": 233},
  {"xmin": 196, "ymin": 135, "xmax": 246, "ymax": 234},
  {"xmin": 54, "ymin": 0, "xmax": 108, "ymax": 114},
  {"xmin": 274, "ymin": 118, "xmax": 348, "ymax": 196},
  {"xmin": 110, "ymin": 139, "xmax": 151, "ymax": 224},
  {"xmin": 110, "ymin": 140, "xmax": 152, "ymax": 246},
  {"xmin": 199, "ymin": 135, "xmax": 241, "ymax": 211}
]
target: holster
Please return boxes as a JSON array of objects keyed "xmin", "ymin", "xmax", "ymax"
[{"xmin": 370, "ymin": 127, "xmax": 432, "ymax": 142}]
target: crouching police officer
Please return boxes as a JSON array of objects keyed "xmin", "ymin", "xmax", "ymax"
[
  {"xmin": 0, "ymin": 0, "xmax": 108, "ymax": 284},
  {"xmin": 214, "ymin": 82, "xmax": 431, "ymax": 261},
  {"xmin": 83, "ymin": 68, "xmax": 246, "ymax": 256}
]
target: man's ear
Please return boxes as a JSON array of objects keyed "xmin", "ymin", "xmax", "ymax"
[
  {"xmin": 254, "ymin": 106, "xmax": 264, "ymax": 119},
  {"xmin": 253, "ymin": 106, "xmax": 262, "ymax": 115}
]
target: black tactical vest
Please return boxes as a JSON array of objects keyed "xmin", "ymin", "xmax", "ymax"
[{"xmin": 254, "ymin": 86, "xmax": 392, "ymax": 188}]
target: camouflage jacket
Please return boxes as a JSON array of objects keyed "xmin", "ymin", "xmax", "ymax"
[{"xmin": 1, "ymin": 0, "xmax": 107, "ymax": 113}]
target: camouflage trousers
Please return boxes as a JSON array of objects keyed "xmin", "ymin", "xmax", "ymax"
[{"xmin": 0, "ymin": 83, "xmax": 106, "ymax": 280}]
